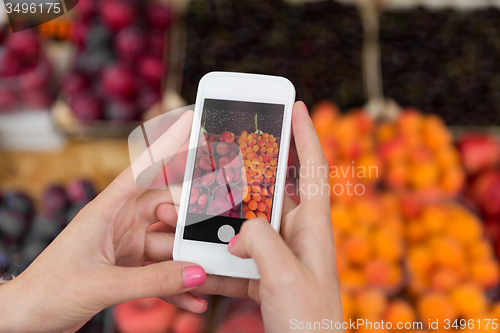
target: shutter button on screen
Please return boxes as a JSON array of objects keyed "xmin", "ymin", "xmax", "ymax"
[{"xmin": 218, "ymin": 224, "xmax": 235, "ymax": 243}]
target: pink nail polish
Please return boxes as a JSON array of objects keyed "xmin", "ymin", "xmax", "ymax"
[
  {"xmin": 184, "ymin": 267, "xmax": 206, "ymax": 288},
  {"xmin": 228, "ymin": 234, "xmax": 239, "ymax": 249}
]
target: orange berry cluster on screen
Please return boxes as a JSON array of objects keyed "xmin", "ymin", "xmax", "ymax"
[{"xmin": 238, "ymin": 131, "xmax": 278, "ymax": 221}]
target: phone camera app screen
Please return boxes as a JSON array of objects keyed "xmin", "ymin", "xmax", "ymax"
[{"xmin": 183, "ymin": 99, "xmax": 284, "ymax": 244}]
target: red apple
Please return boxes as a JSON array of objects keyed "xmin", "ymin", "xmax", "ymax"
[
  {"xmin": 227, "ymin": 188, "xmax": 242, "ymax": 210},
  {"xmin": 232, "ymin": 168, "xmax": 241, "ymax": 183},
  {"xmin": 216, "ymin": 142, "xmax": 231, "ymax": 155},
  {"xmin": 193, "ymin": 168, "xmax": 201, "ymax": 183},
  {"xmin": 219, "ymin": 131, "xmax": 235, "ymax": 143},
  {"xmin": 472, "ymin": 170, "xmax": 500, "ymax": 218},
  {"xmin": 458, "ymin": 134, "xmax": 500, "ymax": 174},
  {"xmin": 205, "ymin": 133, "xmax": 216, "ymax": 142},
  {"xmin": 217, "ymin": 169, "xmax": 233, "ymax": 184},
  {"xmin": 100, "ymin": 1, "xmax": 136, "ymax": 31},
  {"xmin": 145, "ymin": 3, "xmax": 172, "ymax": 30},
  {"xmin": 208, "ymin": 197, "xmax": 230, "ymax": 216},
  {"xmin": 101, "ymin": 65, "xmax": 137, "ymax": 100},
  {"xmin": 228, "ymin": 154, "xmax": 242, "ymax": 168},
  {"xmin": 198, "ymin": 193, "xmax": 208, "ymax": 210},
  {"xmin": 116, "ymin": 28, "xmax": 145, "ymax": 61},
  {"xmin": 200, "ymin": 173, "xmax": 215, "ymax": 185},
  {"xmin": 190, "ymin": 187, "xmax": 201, "ymax": 205},
  {"xmin": 218, "ymin": 156, "xmax": 231, "ymax": 169},
  {"xmin": 201, "ymin": 141, "xmax": 213, "ymax": 154},
  {"xmin": 199, "ymin": 155, "xmax": 215, "ymax": 172}
]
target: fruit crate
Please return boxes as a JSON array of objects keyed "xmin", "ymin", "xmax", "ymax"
[{"xmin": 52, "ymin": 0, "xmax": 187, "ymax": 137}]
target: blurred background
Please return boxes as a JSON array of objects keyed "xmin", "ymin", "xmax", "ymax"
[{"xmin": 1, "ymin": 0, "xmax": 500, "ymax": 332}]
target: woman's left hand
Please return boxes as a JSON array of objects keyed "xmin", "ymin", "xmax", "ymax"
[{"xmin": 0, "ymin": 111, "xmax": 215, "ymax": 333}]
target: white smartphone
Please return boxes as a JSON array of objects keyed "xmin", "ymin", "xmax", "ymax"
[{"xmin": 173, "ymin": 72, "xmax": 295, "ymax": 279}]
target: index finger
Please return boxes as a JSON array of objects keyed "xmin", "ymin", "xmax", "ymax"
[{"xmin": 291, "ymin": 101, "xmax": 330, "ymax": 208}]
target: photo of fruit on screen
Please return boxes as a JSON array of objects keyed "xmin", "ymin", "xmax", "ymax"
[{"xmin": 183, "ymin": 99, "xmax": 284, "ymax": 244}]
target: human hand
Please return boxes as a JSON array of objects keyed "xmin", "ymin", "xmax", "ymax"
[
  {"xmin": 0, "ymin": 111, "xmax": 210, "ymax": 333},
  {"xmin": 197, "ymin": 101, "xmax": 344, "ymax": 332}
]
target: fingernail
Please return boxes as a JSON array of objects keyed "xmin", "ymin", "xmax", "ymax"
[
  {"xmin": 194, "ymin": 295, "xmax": 205, "ymax": 302},
  {"xmin": 301, "ymin": 101, "xmax": 308, "ymax": 112},
  {"xmin": 228, "ymin": 234, "xmax": 239, "ymax": 249},
  {"xmin": 184, "ymin": 266, "xmax": 206, "ymax": 288}
]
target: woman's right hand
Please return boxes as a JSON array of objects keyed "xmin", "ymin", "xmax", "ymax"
[{"xmin": 212, "ymin": 101, "xmax": 344, "ymax": 332}]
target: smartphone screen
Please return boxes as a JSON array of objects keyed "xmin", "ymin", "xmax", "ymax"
[{"xmin": 184, "ymin": 99, "xmax": 284, "ymax": 244}]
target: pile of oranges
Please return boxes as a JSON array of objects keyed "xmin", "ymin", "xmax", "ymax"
[
  {"xmin": 238, "ymin": 131, "xmax": 279, "ymax": 221},
  {"xmin": 313, "ymin": 102, "xmax": 500, "ymax": 332},
  {"xmin": 377, "ymin": 109, "xmax": 465, "ymax": 199}
]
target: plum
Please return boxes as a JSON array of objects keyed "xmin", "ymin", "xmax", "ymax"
[
  {"xmin": 66, "ymin": 179, "xmax": 95, "ymax": 203},
  {"xmin": 138, "ymin": 57, "xmax": 166, "ymax": 87},
  {"xmin": 116, "ymin": 28, "xmax": 145, "ymax": 61},
  {"xmin": 101, "ymin": 65, "xmax": 137, "ymax": 100},
  {"xmin": 42, "ymin": 186, "xmax": 68, "ymax": 213},
  {"xmin": 208, "ymin": 198, "xmax": 231, "ymax": 216},
  {"xmin": 190, "ymin": 187, "xmax": 201, "ymax": 205},
  {"xmin": 200, "ymin": 173, "xmax": 215, "ymax": 185},
  {"xmin": 145, "ymin": 3, "xmax": 172, "ymax": 29},
  {"xmin": 0, "ymin": 51, "xmax": 22, "ymax": 77},
  {"xmin": 100, "ymin": 1, "xmax": 136, "ymax": 31},
  {"xmin": 217, "ymin": 169, "xmax": 233, "ymax": 185},
  {"xmin": 1, "ymin": 192, "xmax": 33, "ymax": 217},
  {"xmin": 199, "ymin": 155, "xmax": 215, "ymax": 172},
  {"xmin": 75, "ymin": 0, "xmax": 96, "ymax": 21},
  {"xmin": 0, "ymin": 209, "xmax": 29, "ymax": 242},
  {"xmin": 105, "ymin": 99, "xmax": 139, "ymax": 121},
  {"xmin": 60, "ymin": 72, "xmax": 90, "ymax": 97},
  {"xmin": 218, "ymin": 156, "xmax": 231, "ymax": 169},
  {"xmin": 216, "ymin": 142, "xmax": 231, "ymax": 155},
  {"xmin": 71, "ymin": 91, "xmax": 103, "ymax": 120},
  {"xmin": 198, "ymin": 193, "xmax": 208, "ymax": 209}
]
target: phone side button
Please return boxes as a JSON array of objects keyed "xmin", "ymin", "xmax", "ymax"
[{"xmin": 217, "ymin": 224, "xmax": 235, "ymax": 243}]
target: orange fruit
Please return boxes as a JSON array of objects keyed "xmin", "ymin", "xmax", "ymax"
[
  {"xmin": 248, "ymin": 200, "xmax": 258, "ymax": 211},
  {"xmin": 258, "ymin": 202, "xmax": 266, "ymax": 212},
  {"xmin": 265, "ymin": 198, "xmax": 272, "ymax": 208},
  {"xmin": 251, "ymin": 184, "xmax": 260, "ymax": 193},
  {"xmin": 245, "ymin": 211, "xmax": 256, "ymax": 219},
  {"xmin": 270, "ymin": 159, "xmax": 277, "ymax": 166},
  {"xmin": 260, "ymin": 147, "xmax": 266, "ymax": 154},
  {"xmin": 256, "ymin": 212, "xmax": 267, "ymax": 219},
  {"xmin": 450, "ymin": 284, "xmax": 487, "ymax": 319},
  {"xmin": 266, "ymin": 147, "xmax": 274, "ymax": 154},
  {"xmin": 252, "ymin": 193, "xmax": 262, "ymax": 202},
  {"xmin": 417, "ymin": 292, "xmax": 457, "ymax": 323},
  {"xmin": 245, "ymin": 147, "xmax": 253, "ymax": 154},
  {"xmin": 240, "ymin": 142, "xmax": 248, "ymax": 150},
  {"xmin": 261, "ymin": 188, "xmax": 269, "ymax": 196},
  {"xmin": 273, "ymin": 148, "xmax": 279, "ymax": 154},
  {"xmin": 253, "ymin": 145, "xmax": 259, "ymax": 152},
  {"xmin": 269, "ymin": 185, "xmax": 274, "ymax": 195}
]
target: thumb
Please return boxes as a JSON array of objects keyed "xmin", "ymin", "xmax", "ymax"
[
  {"xmin": 228, "ymin": 218, "xmax": 300, "ymax": 280},
  {"xmin": 99, "ymin": 261, "xmax": 206, "ymax": 306}
]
